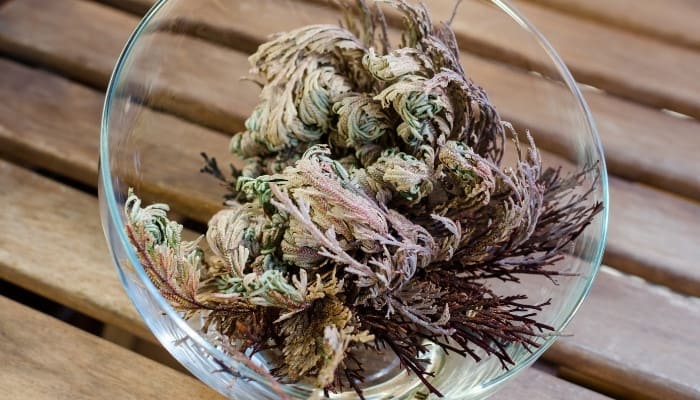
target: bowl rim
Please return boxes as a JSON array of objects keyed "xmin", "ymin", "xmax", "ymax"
[{"xmin": 99, "ymin": 0, "xmax": 609, "ymax": 395}]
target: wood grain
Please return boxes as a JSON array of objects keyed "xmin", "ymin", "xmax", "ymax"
[
  {"xmin": 98, "ymin": 0, "xmax": 151, "ymax": 15},
  {"xmin": 492, "ymin": 367, "xmax": 610, "ymax": 400},
  {"xmin": 0, "ymin": 296, "xmax": 222, "ymax": 400},
  {"xmin": 0, "ymin": 58, "xmax": 231, "ymax": 223},
  {"xmin": 606, "ymin": 180, "xmax": 700, "ymax": 298},
  {"xmin": 426, "ymin": 0, "xmax": 700, "ymax": 119},
  {"xmin": 2, "ymin": 0, "xmax": 700, "ymax": 202},
  {"xmin": 558, "ymin": 367, "xmax": 654, "ymax": 400},
  {"xmin": 99, "ymin": 0, "xmax": 347, "ymax": 54},
  {"xmin": 122, "ymin": 32, "xmax": 258, "ymax": 134},
  {"xmin": 0, "ymin": 159, "xmax": 151, "ymax": 341},
  {"xmin": 0, "ymin": 0, "xmax": 258, "ymax": 134},
  {"xmin": 522, "ymin": 0, "xmax": 700, "ymax": 51},
  {"xmin": 545, "ymin": 267, "xmax": 700, "ymax": 400}
]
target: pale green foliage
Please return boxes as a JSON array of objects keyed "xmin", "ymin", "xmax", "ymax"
[
  {"xmin": 363, "ymin": 47, "xmax": 433, "ymax": 81},
  {"xmin": 362, "ymin": 148, "xmax": 434, "ymax": 203},
  {"xmin": 124, "ymin": 189, "xmax": 204, "ymax": 310},
  {"xmin": 230, "ymin": 25, "xmax": 361, "ymax": 159},
  {"xmin": 333, "ymin": 94, "xmax": 392, "ymax": 147}
]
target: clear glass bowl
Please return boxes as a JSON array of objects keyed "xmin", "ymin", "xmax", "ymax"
[{"xmin": 99, "ymin": 0, "xmax": 609, "ymax": 399}]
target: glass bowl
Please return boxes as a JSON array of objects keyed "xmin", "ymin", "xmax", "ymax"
[{"xmin": 99, "ymin": 0, "xmax": 608, "ymax": 399}]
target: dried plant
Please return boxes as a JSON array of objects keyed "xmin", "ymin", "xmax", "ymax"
[{"xmin": 125, "ymin": 0, "xmax": 602, "ymax": 398}]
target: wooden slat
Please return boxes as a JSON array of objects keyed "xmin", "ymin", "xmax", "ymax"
[
  {"xmin": 1, "ymin": 0, "xmax": 699, "ymax": 202},
  {"xmin": 0, "ymin": 158, "xmax": 151, "ymax": 341},
  {"xmin": 545, "ymin": 268, "xmax": 700, "ymax": 400},
  {"xmin": 0, "ymin": 0, "xmax": 132, "ymax": 89},
  {"xmin": 425, "ymin": 0, "xmax": 700, "ymax": 119},
  {"xmin": 96, "ymin": 0, "xmax": 333, "ymax": 37},
  {"xmin": 121, "ymin": 33, "xmax": 258, "ymax": 134},
  {"xmin": 0, "ymin": 296, "xmax": 221, "ymax": 400},
  {"xmin": 99, "ymin": 0, "xmax": 330, "ymax": 54},
  {"xmin": 522, "ymin": 0, "xmax": 700, "ymax": 51},
  {"xmin": 0, "ymin": 0, "xmax": 257, "ymax": 134},
  {"xmin": 606, "ymin": 181, "xmax": 700, "ymax": 297},
  {"xmin": 492, "ymin": 367, "xmax": 610, "ymax": 400},
  {"xmin": 0, "ymin": 58, "xmax": 230, "ymax": 223},
  {"xmin": 558, "ymin": 367, "xmax": 645, "ymax": 400},
  {"xmin": 0, "ymin": 160, "xmax": 608, "ymax": 399}
]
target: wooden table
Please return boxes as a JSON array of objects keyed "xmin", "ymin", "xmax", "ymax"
[{"xmin": 1, "ymin": 0, "xmax": 699, "ymax": 399}]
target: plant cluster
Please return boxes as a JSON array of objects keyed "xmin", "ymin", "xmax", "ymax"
[{"xmin": 125, "ymin": 1, "xmax": 602, "ymax": 398}]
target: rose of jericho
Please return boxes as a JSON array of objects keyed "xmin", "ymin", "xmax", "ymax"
[{"xmin": 124, "ymin": 1, "xmax": 602, "ymax": 398}]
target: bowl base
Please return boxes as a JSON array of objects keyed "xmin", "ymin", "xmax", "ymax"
[{"xmin": 254, "ymin": 340, "xmax": 446, "ymax": 399}]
